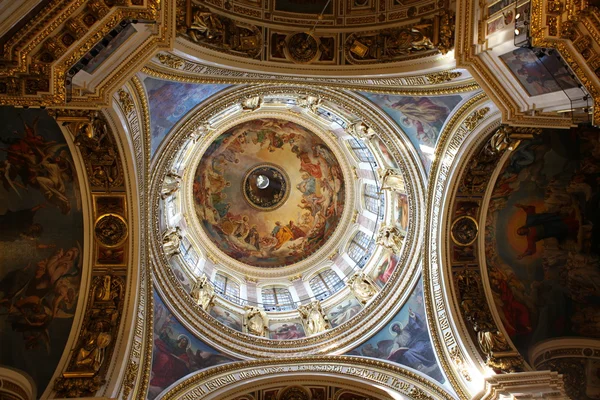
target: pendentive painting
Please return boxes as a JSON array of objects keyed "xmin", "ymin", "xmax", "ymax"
[
  {"xmin": 347, "ymin": 277, "xmax": 445, "ymax": 383},
  {"xmin": 499, "ymin": 48, "xmax": 578, "ymax": 96},
  {"xmin": 150, "ymin": 292, "xmax": 236, "ymax": 399},
  {"xmin": 486, "ymin": 127, "xmax": 600, "ymax": 356},
  {"xmin": 361, "ymin": 93, "xmax": 463, "ymax": 172},
  {"xmin": 0, "ymin": 108, "xmax": 83, "ymax": 394},
  {"xmin": 142, "ymin": 76, "xmax": 230, "ymax": 156},
  {"xmin": 193, "ymin": 118, "xmax": 345, "ymax": 268}
]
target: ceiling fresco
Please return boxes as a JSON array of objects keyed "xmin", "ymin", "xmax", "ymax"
[
  {"xmin": 347, "ymin": 276, "xmax": 445, "ymax": 384},
  {"xmin": 193, "ymin": 118, "xmax": 345, "ymax": 268},
  {"xmin": 360, "ymin": 92, "xmax": 464, "ymax": 172},
  {"xmin": 0, "ymin": 107, "xmax": 83, "ymax": 395},
  {"xmin": 150, "ymin": 291, "xmax": 237, "ymax": 399},
  {"xmin": 141, "ymin": 76, "xmax": 230, "ymax": 156},
  {"xmin": 485, "ymin": 127, "xmax": 600, "ymax": 393}
]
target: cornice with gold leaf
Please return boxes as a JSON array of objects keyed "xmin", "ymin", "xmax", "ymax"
[
  {"xmin": 142, "ymin": 57, "xmax": 480, "ymax": 95},
  {"xmin": 454, "ymin": 0, "xmax": 575, "ymax": 128},
  {"xmin": 529, "ymin": 0, "xmax": 600, "ymax": 125},
  {"xmin": 160, "ymin": 356, "xmax": 453, "ymax": 400},
  {"xmin": 148, "ymin": 85, "xmax": 426, "ymax": 357},
  {"xmin": 0, "ymin": 0, "xmax": 169, "ymax": 108},
  {"xmin": 422, "ymin": 91, "xmax": 491, "ymax": 400}
]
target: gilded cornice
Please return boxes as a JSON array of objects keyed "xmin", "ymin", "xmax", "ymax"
[
  {"xmin": 149, "ymin": 85, "xmax": 426, "ymax": 358},
  {"xmin": 454, "ymin": 0, "xmax": 575, "ymax": 128},
  {"xmin": 142, "ymin": 57, "xmax": 481, "ymax": 94},
  {"xmin": 529, "ymin": 0, "xmax": 600, "ymax": 125},
  {"xmin": 0, "ymin": 0, "xmax": 171, "ymax": 108},
  {"xmin": 160, "ymin": 356, "xmax": 454, "ymax": 400}
]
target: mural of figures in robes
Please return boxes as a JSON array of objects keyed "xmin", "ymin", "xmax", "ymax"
[
  {"xmin": 485, "ymin": 127, "xmax": 600, "ymax": 359},
  {"xmin": 362, "ymin": 93, "xmax": 463, "ymax": 172},
  {"xmin": 149, "ymin": 292, "xmax": 236, "ymax": 399},
  {"xmin": 0, "ymin": 107, "xmax": 83, "ymax": 395},
  {"xmin": 347, "ymin": 278, "xmax": 444, "ymax": 383}
]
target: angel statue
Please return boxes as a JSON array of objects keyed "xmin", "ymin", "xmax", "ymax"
[
  {"xmin": 298, "ymin": 301, "xmax": 330, "ymax": 336},
  {"xmin": 162, "ymin": 227, "xmax": 182, "ymax": 258},
  {"xmin": 376, "ymin": 224, "xmax": 405, "ymax": 254},
  {"xmin": 160, "ymin": 171, "xmax": 182, "ymax": 200},
  {"xmin": 378, "ymin": 168, "xmax": 406, "ymax": 194},
  {"xmin": 347, "ymin": 272, "xmax": 378, "ymax": 304},
  {"xmin": 244, "ymin": 306, "xmax": 268, "ymax": 337},
  {"xmin": 347, "ymin": 121, "xmax": 376, "ymax": 141},
  {"xmin": 190, "ymin": 274, "xmax": 215, "ymax": 311}
]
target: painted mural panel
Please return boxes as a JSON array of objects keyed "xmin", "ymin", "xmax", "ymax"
[
  {"xmin": 209, "ymin": 304, "xmax": 243, "ymax": 331},
  {"xmin": 486, "ymin": 128, "xmax": 600, "ymax": 357},
  {"xmin": 0, "ymin": 108, "xmax": 83, "ymax": 394},
  {"xmin": 347, "ymin": 278, "xmax": 445, "ymax": 383},
  {"xmin": 150, "ymin": 292, "xmax": 236, "ymax": 399},
  {"xmin": 361, "ymin": 93, "xmax": 463, "ymax": 172},
  {"xmin": 142, "ymin": 76, "xmax": 230, "ymax": 156},
  {"xmin": 326, "ymin": 295, "xmax": 362, "ymax": 327},
  {"xmin": 268, "ymin": 320, "xmax": 306, "ymax": 339},
  {"xmin": 500, "ymin": 48, "xmax": 578, "ymax": 96},
  {"xmin": 370, "ymin": 252, "xmax": 399, "ymax": 288}
]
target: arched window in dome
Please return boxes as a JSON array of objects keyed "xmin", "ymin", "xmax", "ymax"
[
  {"xmin": 261, "ymin": 286, "xmax": 295, "ymax": 311},
  {"xmin": 214, "ymin": 273, "xmax": 241, "ymax": 305},
  {"xmin": 364, "ymin": 183, "xmax": 384, "ymax": 219},
  {"xmin": 348, "ymin": 138, "xmax": 375, "ymax": 163},
  {"xmin": 347, "ymin": 230, "xmax": 375, "ymax": 267},
  {"xmin": 309, "ymin": 269, "xmax": 344, "ymax": 301},
  {"xmin": 180, "ymin": 236, "xmax": 199, "ymax": 267}
]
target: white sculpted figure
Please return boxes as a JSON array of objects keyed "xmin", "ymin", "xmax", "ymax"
[
  {"xmin": 298, "ymin": 301, "xmax": 330, "ymax": 336},
  {"xmin": 162, "ymin": 227, "xmax": 182, "ymax": 258},
  {"xmin": 376, "ymin": 224, "xmax": 404, "ymax": 254},
  {"xmin": 378, "ymin": 168, "xmax": 406, "ymax": 194},
  {"xmin": 297, "ymin": 95, "xmax": 321, "ymax": 114},
  {"xmin": 160, "ymin": 171, "xmax": 182, "ymax": 199},
  {"xmin": 189, "ymin": 122, "xmax": 213, "ymax": 142},
  {"xmin": 241, "ymin": 96, "xmax": 262, "ymax": 111},
  {"xmin": 347, "ymin": 121, "xmax": 376, "ymax": 140},
  {"xmin": 190, "ymin": 274, "xmax": 215, "ymax": 311},
  {"xmin": 347, "ymin": 272, "xmax": 378, "ymax": 304},
  {"xmin": 244, "ymin": 306, "xmax": 268, "ymax": 336}
]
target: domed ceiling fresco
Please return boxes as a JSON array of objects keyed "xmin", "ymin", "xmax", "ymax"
[{"xmin": 193, "ymin": 118, "xmax": 345, "ymax": 268}]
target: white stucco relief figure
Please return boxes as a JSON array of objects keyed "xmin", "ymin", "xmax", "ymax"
[
  {"xmin": 378, "ymin": 168, "xmax": 406, "ymax": 194},
  {"xmin": 348, "ymin": 272, "xmax": 378, "ymax": 304},
  {"xmin": 297, "ymin": 95, "xmax": 321, "ymax": 114},
  {"xmin": 241, "ymin": 96, "xmax": 262, "ymax": 111},
  {"xmin": 162, "ymin": 227, "xmax": 182, "ymax": 258},
  {"xmin": 347, "ymin": 121, "xmax": 376, "ymax": 140},
  {"xmin": 190, "ymin": 274, "xmax": 215, "ymax": 311},
  {"xmin": 298, "ymin": 301, "xmax": 330, "ymax": 336},
  {"xmin": 244, "ymin": 306, "xmax": 269, "ymax": 337},
  {"xmin": 376, "ymin": 224, "xmax": 404, "ymax": 255},
  {"xmin": 161, "ymin": 171, "xmax": 182, "ymax": 199}
]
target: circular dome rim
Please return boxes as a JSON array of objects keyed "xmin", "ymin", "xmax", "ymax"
[
  {"xmin": 149, "ymin": 85, "xmax": 426, "ymax": 356},
  {"xmin": 183, "ymin": 111, "xmax": 356, "ymax": 276}
]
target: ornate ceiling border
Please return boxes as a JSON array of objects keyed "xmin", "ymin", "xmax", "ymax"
[
  {"xmin": 454, "ymin": 0, "xmax": 574, "ymax": 128},
  {"xmin": 148, "ymin": 84, "xmax": 426, "ymax": 357},
  {"xmin": 422, "ymin": 91, "xmax": 496, "ymax": 400},
  {"xmin": 159, "ymin": 357, "xmax": 454, "ymax": 400},
  {"xmin": 142, "ymin": 52, "xmax": 481, "ymax": 94},
  {"xmin": 0, "ymin": 0, "xmax": 172, "ymax": 108}
]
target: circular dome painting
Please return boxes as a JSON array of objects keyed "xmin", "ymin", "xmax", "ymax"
[{"xmin": 193, "ymin": 118, "xmax": 345, "ymax": 268}]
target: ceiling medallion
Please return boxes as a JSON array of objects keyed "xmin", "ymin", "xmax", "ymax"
[
  {"xmin": 192, "ymin": 118, "xmax": 346, "ymax": 268},
  {"xmin": 286, "ymin": 33, "xmax": 320, "ymax": 64},
  {"xmin": 94, "ymin": 213, "xmax": 128, "ymax": 248},
  {"xmin": 243, "ymin": 164, "xmax": 290, "ymax": 211}
]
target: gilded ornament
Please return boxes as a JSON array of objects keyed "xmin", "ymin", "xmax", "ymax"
[
  {"xmin": 426, "ymin": 71, "xmax": 462, "ymax": 85},
  {"xmin": 117, "ymin": 89, "xmax": 134, "ymax": 115},
  {"xmin": 54, "ymin": 375, "xmax": 105, "ymax": 398},
  {"xmin": 94, "ymin": 213, "xmax": 128, "ymax": 248},
  {"xmin": 286, "ymin": 33, "xmax": 320, "ymax": 63},
  {"xmin": 463, "ymin": 107, "xmax": 490, "ymax": 131},
  {"xmin": 121, "ymin": 360, "xmax": 139, "ymax": 400},
  {"xmin": 450, "ymin": 215, "xmax": 478, "ymax": 246},
  {"xmin": 157, "ymin": 53, "xmax": 185, "ymax": 69}
]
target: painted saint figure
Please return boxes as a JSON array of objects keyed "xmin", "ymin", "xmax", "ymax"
[{"xmin": 515, "ymin": 203, "xmax": 579, "ymax": 259}]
